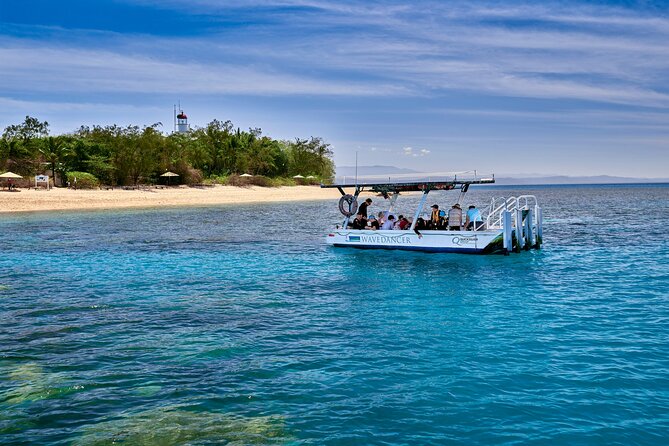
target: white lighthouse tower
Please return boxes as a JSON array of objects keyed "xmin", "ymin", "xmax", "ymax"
[{"xmin": 173, "ymin": 103, "xmax": 190, "ymax": 133}]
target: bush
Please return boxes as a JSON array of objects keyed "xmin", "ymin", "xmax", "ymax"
[
  {"xmin": 204, "ymin": 174, "xmax": 228, "ymax": 185},
  {"xmin": 66, "ymin": 171, "xmax": 100, "ymax": 189},
  {"xmin": 224, "ymin": 175, "xmax": 300, "ymax": 188},
  {"xmin": 268, "ymin": 177, "xmax": 297, "ymax": 187},
  {"xmin": 224, "ymin": 174, "xmax": 251, "ymax": 187},
  {"xmin": 185, "ymin": 168, "xmax": 203, "ymax": 185}
]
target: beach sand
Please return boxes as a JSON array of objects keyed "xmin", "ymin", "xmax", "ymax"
[{"xmin": 0, "ymin": 185, "xmax": 342, "ymax": 213}]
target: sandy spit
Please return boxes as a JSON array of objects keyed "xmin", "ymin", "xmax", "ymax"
[{"xmin": 0, "ymin": 185, "xmax": 342, "ymax": 214}]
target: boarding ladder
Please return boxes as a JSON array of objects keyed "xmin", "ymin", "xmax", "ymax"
[{"xmin": 483, "ymin": 195, "xmax": 543, "ymax": 253}]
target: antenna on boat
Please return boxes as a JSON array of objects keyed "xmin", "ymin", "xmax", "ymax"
[{"xmin": 355, "ymin": 151, "xmax": 358, "ymax": 188}]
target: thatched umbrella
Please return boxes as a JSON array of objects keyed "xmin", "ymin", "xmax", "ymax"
[
  {"xmin": 0, "ymin": 171, "xmax": 22, "ymax": 190},
  {"xmin": 160, "ymin": 171, "xmax": 179, "ymax": 186},
  {"xmin": 0, "ymin": 172, "xmax": 22, "ymax": 179}
]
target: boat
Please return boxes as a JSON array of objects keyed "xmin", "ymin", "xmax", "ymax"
[{"xmin": 321, "ymin": 172, "xmax": 543, "ymax": 254}]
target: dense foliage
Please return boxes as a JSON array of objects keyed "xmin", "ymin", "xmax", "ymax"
[{"xmin": 0, "ymin": 116, "xmax": 335, "ymax": 186}]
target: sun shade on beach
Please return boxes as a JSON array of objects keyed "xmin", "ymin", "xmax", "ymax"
[
  {"xmin": 0, "ymin": 172, "xmax": 23, "ymax": 178},
  {"xmin": 160, "ymin": 171, "xmax": 179, "ymax": 186}
]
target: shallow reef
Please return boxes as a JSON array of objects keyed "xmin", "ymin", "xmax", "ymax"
[{"xmin": 73, "ymin": 406, "xmax": 292, "ymax": 446}]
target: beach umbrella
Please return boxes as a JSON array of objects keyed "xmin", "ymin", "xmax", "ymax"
[
  {"xmin": 240, "ymin": 173, "xmax": 253, "ymax": 177},
  {"xmin": 292, "ymin": 175, "xmax": 305, "ymax": 179},
  {"xmin": 160, "ymin": 171, "xmax": 179, "ymax": 186},
  {"xmin": 0, "ymin": 171, "xmax": 22, "ymax": 190},
  {"xmin": 0, "ymin": 172, "xmax": 22, "ymax": 179},
  {"xmin": 306, "ymin": 175, "xmax": 316, "ymax": 179}
]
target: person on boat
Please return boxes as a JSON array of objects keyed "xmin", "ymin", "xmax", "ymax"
[
  {"xmin": 397, "ymin": 215, "xmax": 410, "ymax": 230},
  {"xmin": 430, "ymin": 204, "xmax": 443, "ymax": 229},
  {"xmin": 368, "ymin": 215, "xmax": 380, "ymax": 230},
  {"xmin": 377, "ymin": 211, "xmax": 387, "ymax": 226},
  {"xmin": 380, "ymin": 214, "xmax": 396, "ymax": 230},
  {"xmin": 357, "ymin": 198, "xmax": 372, "ymax": 218},
  {"xmin": 465, "ymin": 205, "xmax": 483, "ymax": 230},
  {"xmin": 447, "ymin": 203, "xmax": 463, "ymax": 230},
  {"xmin": 413, "ymin": 217, "xmax": 426, "ymax": 238},
  {"xmin": 350, "ymin": 214, "xmax": 367, "ymax": 229}
]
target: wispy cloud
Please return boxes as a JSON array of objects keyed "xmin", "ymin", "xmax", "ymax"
[
  {"xmin": 3, "ymin": 1, "xmax": 669, "ymax": 106},
  {"xmin": 402, "ymin": 147, "xmax": 430, "ymax": 157},
  {"xmin": 0, "ymin": 41, "xmax": 410, "ymax": 97}
]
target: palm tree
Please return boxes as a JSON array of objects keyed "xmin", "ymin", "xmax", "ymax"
[{"xmin": 39, "ymin": 136, "xmax": 73, "ymax": 186}]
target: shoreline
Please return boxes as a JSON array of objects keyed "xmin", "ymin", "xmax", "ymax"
[{"xmin": 0, "ymin": 185, "xmax": 342, "ymax": 214}]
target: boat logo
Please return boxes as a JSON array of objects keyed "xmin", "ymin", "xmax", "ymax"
[
  {"xmin": 347, "ymin": 235, "xmax": 361, "ymax": 242},
  {"xmin": 452, "ymin": 236, "xmax": 478, "ymax": 245}
]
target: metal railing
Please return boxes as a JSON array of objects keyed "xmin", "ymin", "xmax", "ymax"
[{"xmin": 485, "ymin": 195, "xmax": 539, "ymax": 229}]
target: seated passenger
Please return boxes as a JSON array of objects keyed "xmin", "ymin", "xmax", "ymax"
[
  {"xmin": 398, "ymin": 215, "xmax": 410, "ymax": 230},
  {"xmin": 465, "ymin": 205, "xmax": 484, "ymax": 230},
  {"xmin": 380, "ymin": 214, "xmax": 396, "ymax": 230},
  {"xmin": 414, "ymin": 217, "xmax": 427, "ymax": 230},
  {"xmin": 368, "ymin": 215, "xmax": 380, "ymax": 230},
  {"xmin": 413, "ymin": 217, "xmax": 426, "ymax": 238},
  {"xmin": 429, "ymin": 204, "xmax": 442, "ymax": 229},
  {"xmin": 438, "ymin": 209, "xmax": 448, "ymax": 230},
  {"xmin": 351, "ymin": 214, "xmax": 367, "ymax": 229},
  {"xmin": 447, "ymin": 203, "xmax": 463, "ymax": 230}
]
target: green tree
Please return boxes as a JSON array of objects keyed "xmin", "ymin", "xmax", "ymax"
[
  {"xmin": 287, "ymin": 137, "xmax": 334, "ymax": 178},
  {"xmin": 1, "ymin": 115, "xmax": 50, "ymax": 174},
  {"xmin": 39, "ymin": 136, "xmax": 74, "ymax": 186}
]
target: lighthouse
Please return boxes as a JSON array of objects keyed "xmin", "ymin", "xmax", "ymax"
[
  {"xmin": 173, "ymin": 103, "xmax": 190, "ymax": 134},
  {"xmin": 176, "ymin": 109, "xmax": 189, "ymax": 133}
]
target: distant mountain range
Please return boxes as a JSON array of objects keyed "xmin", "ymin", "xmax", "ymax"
[
  {"xmin": 336, "ymin": 165, "xmax": 420, "ymax": 176},
  {"xmin": 493, "ymin": 175, "xmax": 669, "ymax": 185},
  {"xmin": 335, "ymin": 166, "xmax": 669, "ymax": 185}
]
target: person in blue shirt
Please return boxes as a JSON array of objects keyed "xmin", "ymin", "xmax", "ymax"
[{"xmin": 465, "ymin": 205, "xmax": 483, "ymax": 230}]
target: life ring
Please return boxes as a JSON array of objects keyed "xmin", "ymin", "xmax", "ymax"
[{"xmin": 338, "ymin": 194, "xmax": 358, "ymax": 217}]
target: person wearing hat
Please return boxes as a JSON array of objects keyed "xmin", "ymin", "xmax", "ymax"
[
  {"xmin": 448, "ymin": 203, "xmax": 463, "ymax": 230},
  {"xmin": 367, "ymin": 214, "xmax": 379, "ymax": 230},
  {"xmin": 430, "ymin": 204, "xmax": 442, "ymax": 229}
]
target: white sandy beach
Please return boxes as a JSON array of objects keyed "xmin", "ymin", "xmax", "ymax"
[{"xmin": 0, "ymin": 185, "xmax": 342, "ymax": 213}]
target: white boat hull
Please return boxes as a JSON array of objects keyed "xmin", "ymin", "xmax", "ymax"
[{"xmin": 326, "ymin": 229, "xmax": 505, "ymax": 254}]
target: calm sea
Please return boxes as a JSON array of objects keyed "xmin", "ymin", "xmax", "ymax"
[{"xmin": 1, "ymin": 184, "xmax": 668, "ymax": 445}]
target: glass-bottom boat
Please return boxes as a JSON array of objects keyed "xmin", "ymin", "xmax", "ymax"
[{"xmin": 321, "ymin": 173, "xmax": 542, "ymax": 254}]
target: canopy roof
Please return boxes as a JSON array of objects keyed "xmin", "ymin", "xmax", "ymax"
[
  {"xmin": 0, "ymin": 171, "xmax": 23, "ymax": 179},
  {"xmin": 321, "ymin": 172, "xmax": 494, "ymax": 194},
  {"xmin": 160, "ymin": 171, "xmax": 179, "ymax": 177}
]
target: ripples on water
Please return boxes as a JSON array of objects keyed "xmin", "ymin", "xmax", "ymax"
[{"xmin": 1, "ymin": 184, "xmax": 668, "ymax": 445}]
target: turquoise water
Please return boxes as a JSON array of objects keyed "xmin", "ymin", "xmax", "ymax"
[{"xmin": 1, "ymin": 184, "xmax": 668, "ymax": 445}]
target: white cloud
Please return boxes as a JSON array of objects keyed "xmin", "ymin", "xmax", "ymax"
[
  {"xmin": 4, "ymin": 1, "xmax": 669, "ymax": 107},
  {"xmin": 0, "ymin": 41, "xmax": 411, "ymax": 97},
  {"xmin": 403, "ymin": 147, "xmax": 430, "ymax": 157}
]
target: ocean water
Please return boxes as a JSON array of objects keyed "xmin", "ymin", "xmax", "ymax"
[{"xmin": 1, "ymin": 184, "xmax": 668, "ymax": 445}]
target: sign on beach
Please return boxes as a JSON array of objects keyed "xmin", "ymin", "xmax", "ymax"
[{"xmin": 35, "ymin": 175, "xmax": 50, "ymax": 189}]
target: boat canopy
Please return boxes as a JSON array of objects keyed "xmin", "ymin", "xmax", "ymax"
[{"xmin": 321, "ymin": 172, "xmax": 495, "ymax": 195}]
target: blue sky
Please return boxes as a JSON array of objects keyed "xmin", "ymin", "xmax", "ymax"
[{"xmin": 1, "ymin": 0, "xmax": 668, "ymax": 177}]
